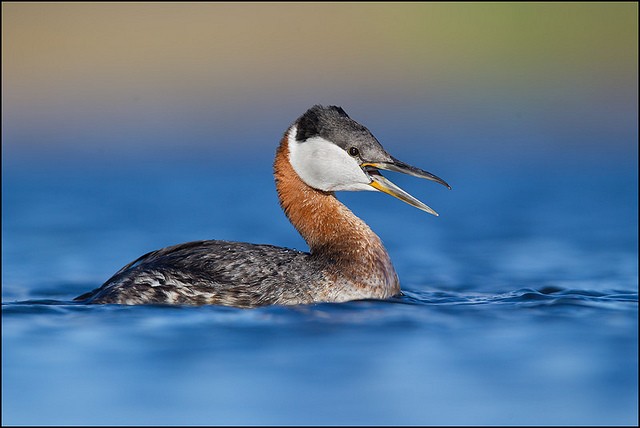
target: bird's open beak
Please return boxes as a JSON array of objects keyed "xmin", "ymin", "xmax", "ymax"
[{"xmin": 361, "ymin": 157, "xmax": 451, "ymax": 216}]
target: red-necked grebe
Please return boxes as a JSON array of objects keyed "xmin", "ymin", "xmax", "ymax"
[{"xmin": 74, "ymin": 105, "xmax": 450, "ymax": 308}]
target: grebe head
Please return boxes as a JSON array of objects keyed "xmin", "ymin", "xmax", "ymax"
[{"xmin": 287, "ymin": 105, "xmax": 451, "ymax": 216}]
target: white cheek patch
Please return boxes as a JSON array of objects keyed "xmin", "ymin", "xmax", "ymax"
[{"xmin": 288, "ymin": 128, "xmax": 373, "ymax": 192}]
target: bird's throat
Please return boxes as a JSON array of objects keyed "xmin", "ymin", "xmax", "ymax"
[{"xmin": 273, "ymin": 131, "xmax": 399, "ymax": 296}]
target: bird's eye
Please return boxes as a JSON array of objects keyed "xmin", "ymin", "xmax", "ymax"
[{"xmin": 348, "ymin": 147, "xmax": 360, "ymax": 157}]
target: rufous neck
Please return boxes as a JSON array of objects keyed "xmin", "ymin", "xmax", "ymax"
[
  {"xmin": 274, "ymin": 133, "xmax": 367, "ymax": 254},
  {"xmin": 273, "ymin": 129, "xmax": 397, "ymax": 286}
]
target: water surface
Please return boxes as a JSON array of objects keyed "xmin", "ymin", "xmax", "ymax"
[{"xmin": 2, "ymin": 152, "xmax": 638, "ymax": 425}]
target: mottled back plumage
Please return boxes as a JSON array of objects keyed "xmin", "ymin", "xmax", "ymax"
[{"xmin": 76, "ymin": 241, "xmax": 327, "ymax": 308}]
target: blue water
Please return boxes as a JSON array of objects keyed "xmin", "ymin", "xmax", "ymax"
[{"xmin": 2, "ymin": 149, "xmax": 638, "ymax": 425}]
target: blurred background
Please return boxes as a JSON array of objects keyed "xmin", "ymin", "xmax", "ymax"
[
  {"xmin": 2, "ymin": 2, "xmax": 638, "ymax": 426},
  {"xmin": 3, "ymin": 2, "xmax": 637, "ymax": 163}
]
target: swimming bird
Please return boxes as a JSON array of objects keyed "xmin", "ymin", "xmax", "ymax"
[{"xmin": 74, "ymin": 105, "xmax": 450, "ymax": 308}]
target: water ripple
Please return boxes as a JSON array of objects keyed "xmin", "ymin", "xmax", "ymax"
[
  {"xmin": 399, "ymin": 286, "xmax": 638, "ymax": 310},
  {"xmin": 2, "ymin": 286, "xmax": 637, "ymax": 316}
]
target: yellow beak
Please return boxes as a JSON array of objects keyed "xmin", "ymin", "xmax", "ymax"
[{"xmin": 362, "ymin": 158, "xmax": 450, "ymax": 216}]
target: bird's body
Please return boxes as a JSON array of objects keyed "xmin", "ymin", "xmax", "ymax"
[{"xmin": 75, "ymin": 105, "xmax": 449, "ymax": 308}]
